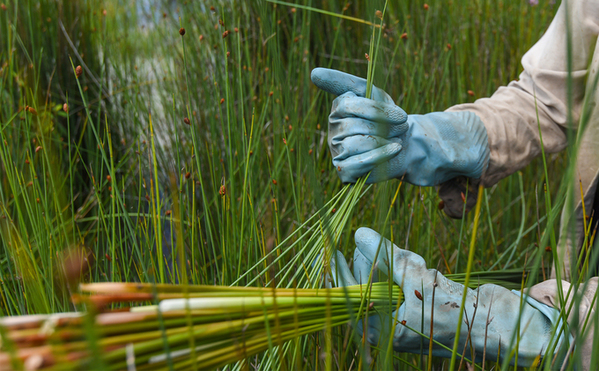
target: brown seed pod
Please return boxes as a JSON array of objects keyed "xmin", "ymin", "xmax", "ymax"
[
  {"xmin": 438, "ymin": 200, "xmax": 445, "ymax": 210},
  {"xmin": 424, "ymin": 3, "xmax": 429, "ymax": 10},
  {"xmin": 179, "ymin": 28, "xmax": 186, "ymax": 36},
  {"xmin": 0, "ymin": 4, "xmax": 6, "ymax": 11},
  {"xmin": 220, "ymin": 98, "xmax": 225, "ymax": 104},
  {"xmin": 75, "ymin": 65, "xmax": 83, "ymax": 78},
  {"xmin": 375, "ymin": 10, "xmax": 383, "ymax": 19},
  {"xmin": 219, "ymin": 185, "xmax": 226, "ymax": 196},
  {"xmin": 414, "ymin": 290, "xmax": 423, "ymax": 301},
  {"xmin": 467, "ymin": 90, "xmax": 475, "ymax": 96},
  {"xmin": 272, "ymin": 179, "xmax": 277, "ymax": 185},
  {"xmin": 400, "ymin": 33, "xmax": 408, "ymax": 40},
  {"xmin": 400, "ymin": 320, "xmax": 406, "ymax": 325},
  {"xmin": 166, "ymin": 210, "xmax": 172, "ymax": 216},
  {"xmin": 28, "ymin": 106, "xmax": 37, "ymax": 115},
  {"xmin": 106, "ymin": 175, "xmax": 112, "ymax": 182},
  {"xmin": 185, "ymin": 172, "xmax": 191, "ymax": 179},
  {"xmin": 63, "ymin": 103, "xmax": 69, "ymax": 113},
  {"xmin": 145, "ymin": 194, "xmax": 150, "ymax": 201},
  {"xmin": 35, "ymin": 146, "xmax": 42, "ymax": 153},
  {"xmin": 183, "ymin": 117, "xmax": 190, "ymax": 125}
]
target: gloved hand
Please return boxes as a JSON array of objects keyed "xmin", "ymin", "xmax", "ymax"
[
  {"xmin": 329, "ymin": 227, "xmax": 568, "ymax": 366},
  {"xmin": 311, "ymin": 68, "xmax": 490, "ymax": 186}
]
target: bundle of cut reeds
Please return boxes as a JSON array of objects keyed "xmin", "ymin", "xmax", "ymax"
[{"xmin": 0, "ymin": 282, "xmax": 402, "ymax": 370}]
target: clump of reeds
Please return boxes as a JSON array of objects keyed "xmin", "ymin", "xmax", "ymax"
[{"xmin": 0, "ymin": 282, "xmax": 402, "ymax": 370}]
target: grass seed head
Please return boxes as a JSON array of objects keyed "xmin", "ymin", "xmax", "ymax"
[
  {"xmin": 75, "ymin": 65, "xmax": 83, "ymax": 78},
  {"xmin": 375, "ymin": 10, "xmax": 383, "ymax": 19},
  {"xmin": 424, "ymin": 3, "xmax": 429, "ymax": 10},
  {"xmin": 183, "ymin": 117, "xmax": 190, "ymax": 125},
  {"xmin": 179, "ymin": 28, "xmax": 186, "ymax": 36},
  {"xmin": 185, "ymin": 172, "xmax": 191, "ymax": 179},
  {"xmin": 35, "ymin": 146, "xmax": 42, "ymax": 153},
  {"xmin": 272, "ymin": 179, "xmax": 277, "ymax": 185},
  {"xmin": 467, "ymin": 90, "xmax": 475, "ymax": 96},
  {"xmin": 400, "ymin": 33, "xmax": 408, "ymax": 40},
  {"xmin": 63, "ymin": 103, "xmax": 69, "ymax": 113},
  {"xmin": 219, "ymin": 185, "xmax": 226, "ymax": 196}
]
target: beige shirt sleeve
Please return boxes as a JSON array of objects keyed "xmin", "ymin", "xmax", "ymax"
[{"xmin": 439, "ymin": 0, "xmax": 599, "ymax": 217}]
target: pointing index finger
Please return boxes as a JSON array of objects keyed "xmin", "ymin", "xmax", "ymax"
[{"xmin": 311, "ymin": 68, "xmax": 368, "ymax": 97}]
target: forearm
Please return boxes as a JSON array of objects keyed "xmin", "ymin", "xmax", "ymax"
[{"xmin": 447, "ymin": 0, "xmax": 599, "ymax": 185}]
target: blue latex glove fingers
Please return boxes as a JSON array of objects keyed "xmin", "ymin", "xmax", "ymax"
[
  {"xmin": 329, "ymin": 116, "xmax": 409, "ymax": 141},
  {"xmin": 328, "ymin": 250, "xmax": 358, "ymax": 287},
  {"xmin": 352, "ymin": 248, "xmax": 378, "ymax": 285},
  {"xmin": 331, "ymin": 92, "xmax": 408, "ymax": 127},
  {"xmin": 354, "ymin": 227, "xmax": 430, "ymax": 291},
  {"xmin": 334, "ymin": 143, "xmax": 402, "ymax": 183},
  {"xmin": 332, "ymin": 134, "xmax": 393, "ymax": 162},
  {"xmin": 311, "ymin": 67, "xmax": 394, "ymax": 103}
]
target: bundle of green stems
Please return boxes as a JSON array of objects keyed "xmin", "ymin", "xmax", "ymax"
[{"xmin": 0, "ymin": 282, "xmax": 402, "ymax": 370}]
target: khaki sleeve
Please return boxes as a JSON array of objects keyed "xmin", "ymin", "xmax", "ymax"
[
  {"xmin": 439, "ymin": 0, "xmax": 599, "ymax": 218},
  {"xmin": 526, "ymin": 278, "xmax": 598, "ymax": 371}
]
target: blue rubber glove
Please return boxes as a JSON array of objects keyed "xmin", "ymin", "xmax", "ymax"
[
  {"xmin": 311, "ymin": 68, "xmax": 490, "ymax": 186},
  {"xmin": 329, "ymin": 227, "xmax": 568, "ymax": 366}
]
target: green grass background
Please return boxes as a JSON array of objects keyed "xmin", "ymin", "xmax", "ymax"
[{"xmin": 0, "ymin": 0, "xmax": 579, "ymax": 369}]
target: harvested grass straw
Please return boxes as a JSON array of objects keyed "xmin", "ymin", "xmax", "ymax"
[{"xmin": 0, "ymin": 282, "xmax": 402, "ymax": 370}]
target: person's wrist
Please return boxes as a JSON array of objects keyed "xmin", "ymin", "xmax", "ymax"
[{"xmin": 398, "ymin": 111, "xmax": 490, "ymax": 185}]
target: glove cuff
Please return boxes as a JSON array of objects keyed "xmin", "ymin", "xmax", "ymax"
[
  {"xmin": 403, "ymin": 111, "xmax": 490, "ymax": 185},
  {"xmin": 511, "ymin": 290, "xmax": 572, "ymax": 366}
]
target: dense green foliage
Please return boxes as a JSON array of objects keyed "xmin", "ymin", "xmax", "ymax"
[{"xmin": 0, "ymin": 0, "xmax": 577, "ymax": 369}]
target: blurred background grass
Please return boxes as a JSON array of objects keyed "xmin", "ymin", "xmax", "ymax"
[{"xmin": 0, "ymin": 0, "xmax": 565, "ymax": 368}]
